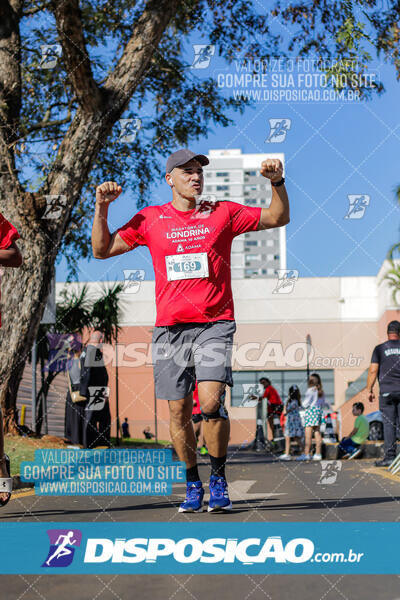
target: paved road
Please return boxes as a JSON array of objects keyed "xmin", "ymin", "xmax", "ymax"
[{"xmin": 2, "ymin": 453, "xmax": 400, "ymax": 599}]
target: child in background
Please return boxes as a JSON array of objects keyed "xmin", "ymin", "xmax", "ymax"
[
  {"xmin": 337, "ymin": 402, "xmax": 369, "ymax": 459},
  {"xmin": 143, "ymin": 426, "xmax": 155, "ymax": 440},
  {"xmin": 279, "ymin": 385, "xmax": 304, "ymax": 460},
  {"xmin": 296, "ymin": 373, "xmax": 325, "ymax": 461}
]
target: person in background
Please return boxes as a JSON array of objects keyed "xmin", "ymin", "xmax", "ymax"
[
  {"xmin": 64, "ymin": 342, "xmax": 85, "ymax": 446},
  {"xmin": 192, "ymin": 382, "xmax": 208, "ymax": 455},
  {"xmin": 279, "ymin": 385, "xmax": 304, "ymax": 460},
  {"xmin": 143, "ymin": 426, "xmax": 155, "ymax": 440},
  {"xmin": 337, "ymin": 402, "xmax": 369, "ymax": 459},
  {"xmin": 80, "ymin": 330, "xmax": 111, "ymax": 448},
  {"xmin": 296, "ymin": 373, "xmax": 325, "ymax": 461},
  {"xmin": 121, "ymin": 417, "xmax": 131, "ymax": 439},
  {"xmin": 259, "ymin": 377, "xmax": 283, "ymax": 443},
  {"xmin": 368, "ymin": 320, "xmax": 400, "ymax": 467},
  {"xmin": 0, "ymin": 212, "xmax": 23, "ymax": 507}
]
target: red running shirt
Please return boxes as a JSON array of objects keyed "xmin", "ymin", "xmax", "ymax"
[
  {"xmin": 0, "ymin": 213, "xmax": 20, "ymax": 327},
  {"xmin": 263, "ymin": 385, "xmax": 282, "ymax": 406},
  {"xmin": 118, "ymin": 200, "xmax": 262, "ymax": 326}
]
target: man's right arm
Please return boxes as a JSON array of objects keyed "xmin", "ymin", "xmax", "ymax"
[
  {"xmin": 92, "ymin": 181, "xmax": 131, "ymax": 259},
  {"xmin": 366, "ymin": 362, "xmax": 379, "ymax": 402}
]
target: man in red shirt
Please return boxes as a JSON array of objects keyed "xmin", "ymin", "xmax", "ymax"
[
  {"xmin": 0, "ymin": 213, "xmax": 23, "ymax": 506},
  {"xmin": 259, "ymin": 377, "xmax": 283, "ymax": 442},
  {"xmin": 91, "ymin": 148, "xmax": 289, "ymax": 512}
]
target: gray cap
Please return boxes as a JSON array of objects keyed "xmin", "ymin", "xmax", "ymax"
[
  {"xmin": 166, "ymin": 148, "xmax": 209, "ymax": 173},
  {"xmin": 387, "ymin": 320, "xmax": 400, "ymax": 334}
]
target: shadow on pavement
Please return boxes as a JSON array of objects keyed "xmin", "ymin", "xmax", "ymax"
[{"xmin": 3, "ymin": 494, "xmax": 399, "ymax": 519}]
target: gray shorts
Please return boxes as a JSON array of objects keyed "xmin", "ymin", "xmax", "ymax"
[{"xmin": 152, "ymin": 320, "xmax": 236, "ymax": 401}]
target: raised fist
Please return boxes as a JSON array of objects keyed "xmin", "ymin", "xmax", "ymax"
[
  {"xmin": 96, "ymin": 181, "xmax": 122, "ymax": 204},
  {"xmin": 260, "ymin": 159, "xmax": 283, "ymax": 182}
]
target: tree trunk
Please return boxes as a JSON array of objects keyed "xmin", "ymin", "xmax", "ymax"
[
  {"xmin": 0, "ymin": 217, "xmax": 56, "ymax": 432},
  {"xmin": 0, "ymin": 0, "xmax": 180, "ymax": 432}
]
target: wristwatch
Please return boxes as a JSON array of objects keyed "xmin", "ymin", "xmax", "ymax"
[{"xmin": 271, "ymin": 177, "xmax": 285, "ymax": 187}]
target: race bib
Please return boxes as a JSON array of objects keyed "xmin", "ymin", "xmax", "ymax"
[{"xmin": 165, "ymin": 252, "xmax": 209, "ymax": 281}]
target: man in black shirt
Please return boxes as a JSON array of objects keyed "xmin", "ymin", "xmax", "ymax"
[
  {"xmin": 368, "ymin": 320, "xmax": 400, "ymax": 466},
  {"xmin": 80, "ymin": 331, "xmax": 111, "ymax": 448}
]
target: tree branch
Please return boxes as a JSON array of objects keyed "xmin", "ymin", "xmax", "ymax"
[
  {"xmin": 102, "ymin": 0, "xmax": 181, "ymax": 118},
  {"xmin": 46, "ymin": 0, "xmax": 180, "ymax": 202},
  {"xmin": 51, "ymin": 0, "xmax": 103, "ymax": 113},
  {"xmin": 22, "ymin": 0, "xmax": 50, "ymax": 16},
  {"xmin": 15, "ymin": 111, "xmax": 72, "ymax": 141},
  {"xmin": 0, "ymin": 0, "xmax": 23, "ymax": 190}
]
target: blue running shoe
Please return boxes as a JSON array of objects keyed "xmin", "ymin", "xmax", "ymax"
[
  {"xmin": 208, "ymin": 475, "xmax": 232, "ymax": 512},
  {"xmin": 178, "ymin": 481, "xmax": 204, "ymax": 513}
]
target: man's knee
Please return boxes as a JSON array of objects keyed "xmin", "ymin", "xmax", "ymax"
[
  {"xmin": 169, "ymin": 397, "xmax": 193, "ymax": 424},
  {"xmin": 200, "ymin": 389, "xmax": 229, "ymax": 422}
]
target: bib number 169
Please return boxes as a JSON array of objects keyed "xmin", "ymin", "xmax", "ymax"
[{"xmin": 165, "ymin": 252, "xmax": 209, "ymax": 281}]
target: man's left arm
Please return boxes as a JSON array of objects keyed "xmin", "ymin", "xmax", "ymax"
[
  {"xmin": 257, "ymin": 159, "xmax": 290, "ymax": 230},
  {"xmin": 0, "ymin": 241, "xmax": 23, "ymax": 267},
  {"xmin": 348, "ymin": 426, "xmax": 358, "ymax": 438}
]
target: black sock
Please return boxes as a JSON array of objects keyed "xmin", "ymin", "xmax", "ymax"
[
  {"xmin": 186, "ymin": 464, "xmax": 200, "ymax": 483},
  {"xmin": 209, "ymin": 454, "xmax": 226, "ymax": 479}
]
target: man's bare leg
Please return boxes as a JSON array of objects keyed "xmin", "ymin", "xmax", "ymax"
[
  {"xmin": 168, "ymin": 395, "xmax": 197, "ymax": 469},
  {"xmin": 198, "ymin": 381, "xmax": 232, "ymax": 511},
  {"xmin": 169, "ymin": 394, "xmax": 205, "ymax": 512},
  {"xmin": 198, "ymin": 381, "xmax": 229, "ymax": 458},
  {"xmin": 193, "ymin": 421, "xmax": 201, "ymax": 445}
]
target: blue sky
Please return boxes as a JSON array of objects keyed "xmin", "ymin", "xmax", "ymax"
[{"xmin": 56, "ymin": 50, "xmax": 400, "ymax": 283}]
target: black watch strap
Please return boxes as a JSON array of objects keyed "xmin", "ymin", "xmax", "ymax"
[{"xmin": 271, "ymin": 177, "xmax": 285, "ymax": 187}]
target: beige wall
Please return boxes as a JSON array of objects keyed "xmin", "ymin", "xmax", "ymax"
[
  {"xmin": 58, "ymin": 260, "xmax": 399, "ymax": 445},
  {"xmin": 105, "ymin": 318, "xmax": 382, "ymax": 444}
]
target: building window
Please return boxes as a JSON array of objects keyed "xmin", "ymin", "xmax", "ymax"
[
  {"xmin": 216, "ymin": 172, "xmax": 229, "ymax": 177},
  {"xmin": 216, "ymin": 185, "xmax": 229, "ymax": 191},
  {"xmin": 247, "ymin": 254, "xmax": 261, "ymax": 260},
  {"xmin": 245, "ymin": 241, "xmax": 258, "ymax": 246},
  {"xmin": 244, "ymin": 170, "xmax": 257, "ymax": 176}
]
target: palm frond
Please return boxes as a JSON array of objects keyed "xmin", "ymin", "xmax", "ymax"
[{"xmin": 90, "ymin": 282, "xmax": 125, "ymax": 344}]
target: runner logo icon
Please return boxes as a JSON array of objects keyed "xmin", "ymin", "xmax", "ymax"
[
  {"xmin": 42, "ymin": 529, "xmax": 82, "ymax": 567},
  {"xmin": 265, "ymin": 118, "xmax": 291, "ymax": 143},
  {"xmin": 317, "ymin": 461, "xmax": 342, "ymax": 485}
]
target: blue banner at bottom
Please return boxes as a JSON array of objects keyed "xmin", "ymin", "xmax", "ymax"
[{"xmin": 0, "ymin": 522, "xmax": 397, "ymax": 574}]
